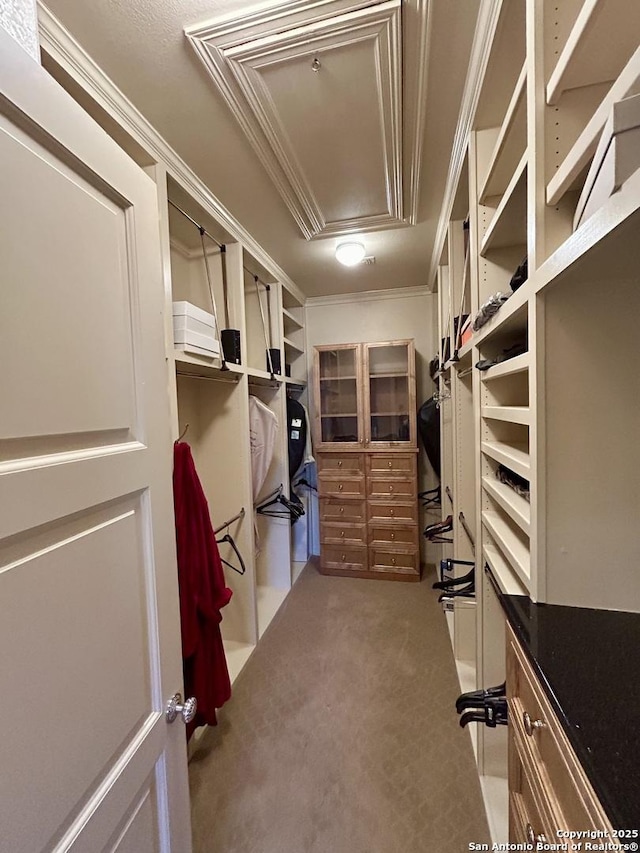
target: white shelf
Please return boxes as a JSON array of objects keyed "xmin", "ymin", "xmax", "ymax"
[
  {"xmin": 284, "ymin": 376, "xmax": 307, "ymax": 388},
  {"xmin": 257, "ymin": 585, "xmax": 289, "ymax": 639},
  {"xmin": 463, "ymin": 286, "xmax": 529, "ymax": 351},
  {"xmin": 482, "ymin": 406, "xmax": 530, "ymax": 426},
  {"xmin": 480, "ymin": 62, "xmax": 527, "ymax": 203},
  {"xmin": 175, "ymin": 352, "xmax": 243, "ymax": 381},
  {"xmin": 283, "ymin": 336, "xmax": 304, "ymax": 355},
  {"xmin": 547, "ymin": 45, "xmax": 640, "ymax": 204},
  {"xmin": 481, "ymin": 441, "xmax": 530, "ymax": 479},
  {"xmin": 222, "ymin": 640, "xmax": 254, "ymax": 684},
  {"xmin": 482, "ymin": 476, "xmax": 530, "ymax": 535},
  {"xmin": 546, "ymin": 0, "xmax": 640, "ymax": 105},
  {"xmin": 247, "ymin": 366, "xmax": 282, "ymax": 385},
  {"xmin": 482, "ymin": 510, "xmax": 530, "ymax": 586},
  {"xmin": 481, "ymin": 352, "xmax": 530, "ymax": 380},
  {"xmin": 480, "ymin": 152, "xmax": 528, "ymax": 256},
  {"xmin": 282, "ymin": 307, "xmax": 304, "ymax": 330},
  {"xmin": 483, "ymin": 543, "xmax": 528, "ymax": 596}
]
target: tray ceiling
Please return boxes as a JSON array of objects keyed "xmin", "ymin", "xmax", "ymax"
[{"xmin": 187, "ymin": 0, "xmax": 427, "ymax": 240}]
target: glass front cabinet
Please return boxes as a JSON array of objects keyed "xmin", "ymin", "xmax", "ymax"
[
  {"xmin": 314, "ymin": 340, "xmax": 416, "ymax": 452},
  {"xmin": 313, "ymin": 340, "xmax": 420, "ymax": 582}
]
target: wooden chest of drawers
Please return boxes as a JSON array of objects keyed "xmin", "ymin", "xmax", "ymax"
[
  {"xmin": 507, "ymin": 625, "xmax": 614, "ymax": 842},
  {"xmin": 317, "ymin": 451, "xmax": 420, "ymax": 581}
]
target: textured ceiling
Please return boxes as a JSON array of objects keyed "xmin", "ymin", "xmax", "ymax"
[{"xmin": 39, "ymin": 0, "xmax": 479, "ymax": 297}]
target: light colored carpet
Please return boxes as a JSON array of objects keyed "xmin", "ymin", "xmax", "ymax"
[{"xmin": 189, "ymin": 561, "xmax": 491, "ymax": 853}]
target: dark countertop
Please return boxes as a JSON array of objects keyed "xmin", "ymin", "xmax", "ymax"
[{"xmin": 488, "ymin": 569, "xmax": 640, "ymax": 831}]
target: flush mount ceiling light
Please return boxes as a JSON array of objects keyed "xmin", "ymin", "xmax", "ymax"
[{"xmin": 335, "ymin": 240, "xmax": 366, "ymax": 266}]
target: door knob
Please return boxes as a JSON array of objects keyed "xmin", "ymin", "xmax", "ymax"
[{"xmin": 166, "ymin": 692, "xmax": 197, "ymax": 724}]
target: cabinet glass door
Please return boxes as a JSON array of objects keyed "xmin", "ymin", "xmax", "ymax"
[
  {"xmin": 365, "ymin": 342, "xmax": 414, "ymax": 446},
  {"xmin": 318, "ymin": 346, "xmax": 361, "ymax": 446}
]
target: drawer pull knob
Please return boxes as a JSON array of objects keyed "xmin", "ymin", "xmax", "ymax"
[
  {"xmin": 390, "ymin": 509, "xmax": 395, "ymax": 517},
  {"xmin": 523, "ymin": 711, "xmax": 546, "ymax": 737},
  {"xmin": 339, "ymin": 507, "xmax": 345, "ymax": 514},
  {"xmin": 340, "ymin": 530, "xmax": 345, "ymax": 537},
  {"xmin": 341, "ymin": 553, "xmax": 346, "ymax": 561},
  {"xmin": 391, "ymin": 557, "xmax": 397, "ymax": 566},
  {"xmin": 391, "ymin": 533, "xmax": 396, "ymax": 540},
  {"xmin": 389, "ymin": 485, "xmax": 394, "ymax": 493},
  {"xmin": 388, "ymin": 461, "xmax": 392, "ymax": 468},
  {"xmin": 526, "ymin": 825, "xmax": 546, "ymax": 845},
  {"xmin": 338, "ymin": 461, "xmax": 343, "ymax": 468},
  {"xmin": 338, "ymin": 484, "xmax": 344, "ymax": 491}
]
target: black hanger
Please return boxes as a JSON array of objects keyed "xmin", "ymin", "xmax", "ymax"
[
  {"xmin": 256, "ymin": 485, "xmax": 305, "ymax": 521},
  {"xmin": 216, "ymin": 533, "xmax": 246, "ymax": 575}
]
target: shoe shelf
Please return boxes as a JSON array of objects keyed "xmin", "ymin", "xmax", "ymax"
[
  {"xmin": 480, "ymin": 351, "xmax": 529, "ymax": 380},
  {"xmin": 481, "ymin": 441, "xmax": 530, "ymax": 480},
  {"xmin": 482, "ymin": 510, "xmax": 530, "ymax": 588},
  {"xmin": 547, "ymin": 47, "xmax": 640, "ymax": 205},
  {"xmin": 546, "ymin": 0, "xmax": 640, "ymax": 106},
  {"xmin": 479, "ymin": 62, "xmax": 527, "ymax": 204},
  {"xmin": 462, "ymin": 288, "xmax": 529, "ymax": 352},
  {"xmin": 283, "ymin": 336, "xmax": 304, "ymax": 356},
  {"xmin": 482, "ymin": 476, "xmax": 530, "ymax": 536},
  {"xmin": 483, "ymin": 543, "xmax": 527, "ymax": 597},
  {"xmin": 481, "ymin": 406, "xmax": 530, "ymax": 426},
  {"xmin": 480, "ymin": 153, "xmax": 528, "ymax": 256}
]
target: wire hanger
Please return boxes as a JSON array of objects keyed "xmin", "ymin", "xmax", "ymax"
[
  {"xmin": 177, "ymin": 423, "xmax": 189, "ymax": 442},
  {"xmin": 217, "ymin": 533, "xmax": 246, "ymax": 575}
]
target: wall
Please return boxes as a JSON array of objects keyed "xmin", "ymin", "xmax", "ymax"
[
  {"xmin": 305, "ymin": 285, "xmax": 441, "ymax": 566},
  {"xmin": 0, "ymin": 0, "xmax": 39, "ymax": 60}
]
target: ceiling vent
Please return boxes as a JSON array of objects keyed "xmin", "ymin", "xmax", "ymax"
[{"xmin": 362, "ymin": 256, "xmax": 376, "ymax": 265}]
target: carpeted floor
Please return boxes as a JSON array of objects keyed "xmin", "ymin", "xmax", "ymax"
[{"xmin": 189, "ymin": 562, "xmax": 491, "ymax": 853}]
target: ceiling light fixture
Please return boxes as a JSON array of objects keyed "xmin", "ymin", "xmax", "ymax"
[{"xmin": 335, "ymin": 240, "xmax": 366, "ymax": 267}]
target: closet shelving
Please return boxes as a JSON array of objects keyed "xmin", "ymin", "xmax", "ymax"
[
  {"xmin": 536, "ymin": 0, "xmax": 640, "ymax": 263},
  {"xmin": 436, "ymin": 0, "xmax": 640, "ymax": 841},
  {"xmin": 162, "ymin": 179, "xmax": 309, "ymax": 684}
]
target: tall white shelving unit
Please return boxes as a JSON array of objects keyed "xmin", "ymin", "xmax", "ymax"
[{"xmin": 436, "ymin": 0, "xmax": 640, "ymax": 840}]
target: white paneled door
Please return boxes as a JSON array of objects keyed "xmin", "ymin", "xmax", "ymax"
[{"xmin": 0, "ymin": 29, "xmax": 192, "ymax": 853}]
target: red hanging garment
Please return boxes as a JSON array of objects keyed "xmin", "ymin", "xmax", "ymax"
[{"xmin": 173, "ymin": 441, "xmax": 232, "ymax": 735}]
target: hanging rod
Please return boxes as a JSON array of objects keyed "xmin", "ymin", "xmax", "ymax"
[
  {"xmin": 168, "ymin": 199, "xmax": 223, "ymax": 249},
  {"xmin": 176, "ymin": 371, "xmax": 240, "ymax": 385},
  {"xmin": 242, "ymin": 265, "xmax": 271, "ymax": 291},
  {"xmin": 248, "ymin": 379, "xmax": 281, "ymax": 390},
  {"xmin": 214, "ymin": 507, "xmax": 245, "ymax": 535},
  {"xmin": 458, "ymin": 511, "xmax": 476, "ymax": 554}
]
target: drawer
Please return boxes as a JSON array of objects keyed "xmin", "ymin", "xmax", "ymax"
[
  {"xmin": 368, "ymin": 501, "xmax": 418, "ymax": 525},
  {"xmin": 321, "ymin": 523, "xmax": 366, "ymax": 546},
  {"xmin": 369, "ymin": 546, "xmax": 419, "ymax": 576},
  {"xmin": 507, "ymin": 625, "xmax": 614, "ymax": 835},
  {"xmin": 317, "ymin": 453, "xmax": 364, "ymax": 475},
  {"xmin": 509, "ymin": 730, "xmax": 553, "ymax": 846},
  {"xmin": 322, "ymin": 545, "xmax": 367, "ymax": 572},
  {"xmin": 368, "ymin": 478, "xmax": 415, "ymax": 500},
  {"xmin": 320, "ymin": 498, "xmax": 366, "ymax": 524},
  {"xmin": 318, "ymin": 476, "xmax": 366, "ymax": 499},
  {"xmin": 369, "ymin": 524, "xmax": 417, "ymax": 548},
  {"xmin": 367, "ymin": 453, "xmax": 416, "ymax": 477}
]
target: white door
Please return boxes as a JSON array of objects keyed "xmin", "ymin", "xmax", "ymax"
[{"xmin": 0, "ymin": 29, "xmax": 192, "ymax": 853}]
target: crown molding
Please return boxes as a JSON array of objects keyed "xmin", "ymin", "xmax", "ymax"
[
  {"xmin": 426, "ymin": 0, "xmax": 503, "ymax": 291},
  {"xmin": 405, "ymin": 0, "xmax": 432, "ymax": 226},
  {"xmin": 37, "ymin": 1, "xmax": 307, "ymax": 307},
  {"xmin": 187, "ymin": 0, "xmax": 404, "ymax": 240},
  {"xmin": 307, "ymin": 284, "xmax": 431, "ymax": 306}
]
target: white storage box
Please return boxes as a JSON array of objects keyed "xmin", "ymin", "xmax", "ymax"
[
  {"xmin": 574, "ymin": 93, "xmax": 640, "ymax": 230},
  {"xmin": 172, "ymin": 301, "xmax": 220, "ymax": 358}
]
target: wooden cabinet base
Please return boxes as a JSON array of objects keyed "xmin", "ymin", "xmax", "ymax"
[{"xmin": 318, "ymin": 562, "xmax": 422, "ymax": 582}]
